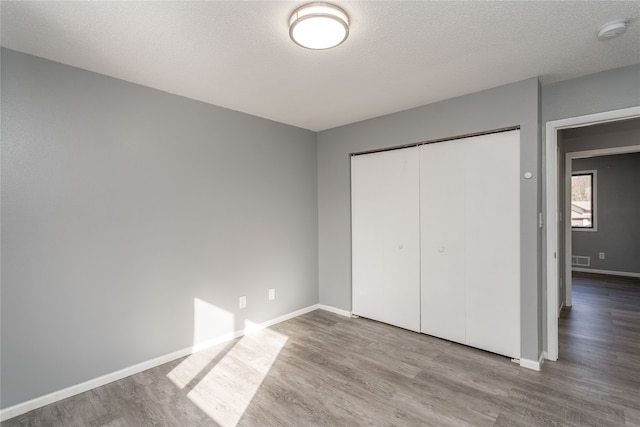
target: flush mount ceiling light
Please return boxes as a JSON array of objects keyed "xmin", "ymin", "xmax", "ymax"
[
  {"xmin": 289, "ymin": 2, "xmax": 349, "ymax": 50},
  {"xmin": 597, "ymin": 19, "xmax": 630, "ymax": 41}
]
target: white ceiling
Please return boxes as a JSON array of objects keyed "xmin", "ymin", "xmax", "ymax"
[{"xmin": 1, "ymin": 1, "xmax": 639, "ymax": 131}]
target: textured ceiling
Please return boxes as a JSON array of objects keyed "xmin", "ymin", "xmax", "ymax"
[{"xmin": 1, "ymin": 1, "xmax": 639, "ymax": 131}]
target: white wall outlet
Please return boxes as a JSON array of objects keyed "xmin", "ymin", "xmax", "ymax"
[
  {"xmin": 268, "ymin": 288, "xmax": 276, "ymax": 301},
  {"xmin": 239, "ymin": 296, "xmax": 246, "ymax": 309},
  {"xmin": 599, "ymin": 252, "xmax": 605, "ymax": 259}
]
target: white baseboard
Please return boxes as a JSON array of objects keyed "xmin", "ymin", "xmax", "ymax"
[
  {"xmin": 519, "ymin": 353, "xmax": 544, "ymax": 371},
  {"xmin": 0, "ymin": 304, "xmax": 320, "ymax": 422},
  {"xmin": 318, "ymin": 304, "xmax": 352, "ymax": 317},
  {"xmin": 572, "ymin": 267, "xmax": 640, "ymax": 279}
]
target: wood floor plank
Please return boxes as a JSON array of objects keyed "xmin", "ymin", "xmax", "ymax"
[{"xmin": 3, "ymin": 272, "xmax": 639, "ymax": 426}]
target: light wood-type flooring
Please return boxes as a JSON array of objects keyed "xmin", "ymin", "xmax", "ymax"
[{"xmin": 3, "ymin": 272, "xmax": 639, "ymax": 426}]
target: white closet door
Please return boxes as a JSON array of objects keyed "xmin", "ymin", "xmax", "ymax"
[
  {"xmin": 419, "ymin": 141, "xmax": 466, "ymax": 343},
  {"xmin": 351, "ymin": 147, "xmax": 420, "ymax": 332},
  {"xmin": 464, "ymin": 131, "xmax": 520, "ymax": 359}
]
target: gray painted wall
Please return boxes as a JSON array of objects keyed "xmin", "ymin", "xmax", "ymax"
[
  {"xmin": 317, "ymin": 78, "xmax": 542, "ymax": 362},
  {"xmin": 562, "ymin": 117, "xmax": 640, "ymax": 153},
  {"xmin": 555, "ymin": 119, "xmax": 640, "ymax": 304},
  {"xmin": 541, "ymin": 64, "xmax": 640, "ymax": 350},
  {"xmin": 564, "ymin": 119, "xmax": 640, "ymax": 275},
  {"xmin": 541, "ymin": 64, "xmax": 640, "ymax": 125},
  {"xmin": 571, "ymin": 152, "xmax": 640, "ymax": 275},
  {"xmin": 1, "ymin": 48, "xmax": 318, "ymax": 408}
]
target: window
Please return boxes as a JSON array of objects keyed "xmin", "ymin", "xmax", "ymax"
[{"xmin": 571, "ymin": 170, "xmax": 596, "ymax": 230}]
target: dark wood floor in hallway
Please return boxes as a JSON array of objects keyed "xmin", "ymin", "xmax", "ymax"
[{"xmin": 3, "ymin": 272, "xmax": 639, "ymax": 426}]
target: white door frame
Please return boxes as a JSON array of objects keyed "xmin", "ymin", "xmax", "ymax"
[{"xmin": 545, "ymin": 106, "xmax": 640, "ymax": 361}]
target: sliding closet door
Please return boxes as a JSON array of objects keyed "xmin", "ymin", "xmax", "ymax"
[
  {"xmin": 351, "ymin": 147, "xmax": 420, "ymax": 332},
  {"xmin": 420, "ymin": 130, "xmax": 520, "ymax": 359},
  {"xmin": 419, "ymin": 141, "xmax": 466, "ymax": 343},
  {"xmin": 464, "ymin": 131, "xmax": 520, "ymax": 358}
]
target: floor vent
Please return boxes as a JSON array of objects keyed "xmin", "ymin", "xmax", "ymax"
[{"xmin": 572, "ymin": 255, "xmax": 590, "ymax": 267}]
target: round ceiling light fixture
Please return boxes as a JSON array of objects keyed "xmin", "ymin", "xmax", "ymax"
[
  {"xmin": 597, "ymin": 19, "xmax": 630, "ymax": 41},
  {"xmin": 289, "ymin": 2, "xmax": 349, "ymax": 50}
]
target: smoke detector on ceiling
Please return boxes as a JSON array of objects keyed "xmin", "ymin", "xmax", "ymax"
[{"xmin": 597, "ymin": 19, "xmax": 630, "ymax": 41}]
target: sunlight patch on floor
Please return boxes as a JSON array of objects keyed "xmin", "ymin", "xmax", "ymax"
[
  {"xmin": 167, "ymin": 298, "xmax": 236, "ymax": 389},
  {"xmin": 186, "ymin": 327, "xmax": 288, "ymax": 426},
  {"xmin": 167, "ymin": 298, "xmax": 289, "ymax": 426}
]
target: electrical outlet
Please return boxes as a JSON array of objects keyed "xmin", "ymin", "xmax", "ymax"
[
  {"xmin": 239, "ymin": 296, "xmax": 246, "ymax": 309},
  {"xmin": 599, "ymin": 252, "xmax": 605, "ymax": 259},
  {"xmin": 268, "ymin": 288, "xmax": 276, "ymax": 301}
]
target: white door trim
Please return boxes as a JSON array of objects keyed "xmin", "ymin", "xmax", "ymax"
[{"xmin": 545, "ymin": 106, "xmax": 640, "ymax": 361}]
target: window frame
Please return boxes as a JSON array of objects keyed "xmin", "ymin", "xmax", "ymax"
[{"xmin": 571, "ymin": 169, "xmax": 597, "ymax": 232}]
